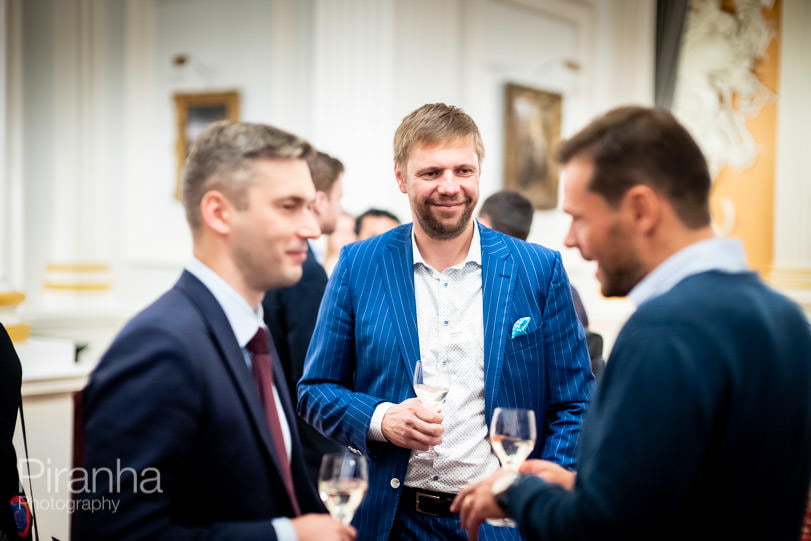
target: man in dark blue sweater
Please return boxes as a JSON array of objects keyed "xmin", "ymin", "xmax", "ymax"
[{"xmin": 453, "ymin": 106, "xmax": 811, "ymax": 540}]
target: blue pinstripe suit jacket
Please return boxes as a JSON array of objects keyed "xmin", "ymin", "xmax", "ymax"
[{"xmin": 299, "ymin": 222, "xmax": 592, "ymax": 540}]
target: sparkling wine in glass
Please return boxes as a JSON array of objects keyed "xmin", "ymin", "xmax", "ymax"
[
  {"xmin": 318, "ymin": 451, "xmax": 368, "ymax": 525},
  {"xmin": 487, "ymin": 407, "xmax": 536, "ymax": 527},
  {"xmin": 412, "ymin": 358, "xmax": 450, "ymax": 459}
]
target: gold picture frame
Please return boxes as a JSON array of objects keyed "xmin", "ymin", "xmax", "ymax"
[
  {"xmin": 173, "ymin": 91, "xmax": 240, "ymax": 199},
  {"xmin": 503, "ymin": 83, "xmax": 562, "ymax": 210}
]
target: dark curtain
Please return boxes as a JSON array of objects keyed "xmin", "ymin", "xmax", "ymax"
[{"xmin": 655, "ymin": 0, "xmax": 689, "ymax": 110}]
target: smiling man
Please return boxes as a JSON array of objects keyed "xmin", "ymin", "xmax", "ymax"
[
  {"xmin": 452, "ymin": 106, "xmax": 811, "ymax": 541},
  {"xmin": 77, "ymin": 121, "xmax": 355, "ymax": 541},
  {"xmin": 299, "ymin": 103, "xmax": 592, "ymax": 541}
]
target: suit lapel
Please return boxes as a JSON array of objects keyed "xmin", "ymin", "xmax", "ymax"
[
  {"xmin": 380, "ymin": 225, "xmax": 421, "ymax": 379},
  {"xmin": 480, "ymin": 226, "xmax": 515, "ymax": 421},
  {"xmin": 174, "ymin": 272, "xmax": 286, "ymax": 476}
]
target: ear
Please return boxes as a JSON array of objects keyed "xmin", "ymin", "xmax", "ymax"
[
  {"xmin": 622, "ymin": 185, "xmax": 661, "ymax": 235},
  {"xmin": 394, "ymin": 164, "xmax": 408, "ymax": 194},
  {"xmin": 313, "ymin": 190, "xmax": 328, "ymax": 217},
  {"xmin": 199, "ymin": 190, "xmax": 233, "ymax": 235}
]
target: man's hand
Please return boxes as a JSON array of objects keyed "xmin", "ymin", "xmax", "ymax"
[
  {"xmin": 519, "ymin": 459, "xmax": 576, "ymax": 491},
  {"xmin": 450, "ymin": 469, "xmax": 509, "ymax": 541},
  {"xmin": 380, "ymin": 398, "xmax": 444, "ymax": 450},
  {"xmin": 291, "ymin": 514, "xmax": 356, "ymax": 540}
]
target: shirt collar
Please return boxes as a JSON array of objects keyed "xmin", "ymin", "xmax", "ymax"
[
  {"xmin": 411, "ymin": 222, "xmax": 482, "ymax": 271},
  {"xmin": 186, "ymin": 257, "xmax": 265, "ymax": 347},
  {"xmin": 628, "ymin": 238, "xmax": 749, "ymax": 306}
]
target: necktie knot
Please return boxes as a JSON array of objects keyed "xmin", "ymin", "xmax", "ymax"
[{"xmin": 247, "ymin": 327, "xmax": 270, "ymax": 356}]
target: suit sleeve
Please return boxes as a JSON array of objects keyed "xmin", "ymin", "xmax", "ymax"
[
  {"xmin": 297, "ymin": 252, "xmax": 383, "ymax": 456},
  {"xmin": 539, "ymin": 254, "xmax": 593, "ymax": 468},
  {"xmin": 76, "ymin": 327, "xmax": 279, "ymax": 541}
]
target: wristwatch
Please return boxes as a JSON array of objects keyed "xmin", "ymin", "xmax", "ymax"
[{"xmin": 491, "ymin": 471, "xmax": 521, "ymax": 510}]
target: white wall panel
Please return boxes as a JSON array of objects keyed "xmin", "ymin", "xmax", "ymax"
[{"xmin": 12, "ymin": 0, "xmax": 658, "ymax": 355}]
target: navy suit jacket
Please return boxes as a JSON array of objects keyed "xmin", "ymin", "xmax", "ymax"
[
  {"xmin": 76, "ymin": 271, "xmax": 324, "ymax": 540},
  {"xmin": 263, "ymin": 245, "xmax": 345, "ymax": 483},
  {"xmin": 298, "ymin": 223, "xmax": 593, "ymax": 540}
]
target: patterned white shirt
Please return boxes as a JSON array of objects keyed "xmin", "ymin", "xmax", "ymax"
[{"xmin": 404, "ymin": 224, "xmax": 500, "ymax": 493}]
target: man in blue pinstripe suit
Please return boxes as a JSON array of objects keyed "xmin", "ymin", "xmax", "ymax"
[{"xmin": 299, "ymin": 103, "xmax": 593, "ymax": 540}]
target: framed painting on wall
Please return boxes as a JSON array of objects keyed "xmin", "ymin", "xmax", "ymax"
[
  {"xmin": 503, "ymin": 83, "xmax": 562, "ymax": 210},
  {"xmin": 173, "ymin": 90, "xmax": 240, "ymax": 199}
]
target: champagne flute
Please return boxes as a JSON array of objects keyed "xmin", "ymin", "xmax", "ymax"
[
  {"xmin": 318, "ymin": 451, "xmax": 368, "ymax": 525},
  {"xmin": 487, "ymin": 407, "xmax": 536, "ymax": 527},
  {"xmin": 412, "ymin": 358, "xmax": 450, "ymax": 459}
]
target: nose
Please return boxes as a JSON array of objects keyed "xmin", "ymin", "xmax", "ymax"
[
  {"xmin": 436, "ymin": 170, "xmax": 461, "ymax": 195},
  {"xmin": 299, "ymin": 207, "xmax": 321, "ymax": 240},
  {"xmin": 563, "ymin": 222, "xmax": 577, "ymax": 249}
]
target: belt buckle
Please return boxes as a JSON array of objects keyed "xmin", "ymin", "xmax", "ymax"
[{"xmin": 415, "ymin": 491, "xmax": 441, "ymax": 517}]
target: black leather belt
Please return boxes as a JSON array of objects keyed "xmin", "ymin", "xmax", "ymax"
[{"xmin": 401, "ymin": 486, "xmax": 458, "ymax": 517}]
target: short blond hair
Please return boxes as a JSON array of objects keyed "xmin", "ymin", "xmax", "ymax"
[{"xmin": 393, "ymin": 103, "xmax": 484, "ymax": 170}]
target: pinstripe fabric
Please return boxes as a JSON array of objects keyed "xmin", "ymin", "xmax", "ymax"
[{"xmin": 299, "ymin": 222, "xmax": 593, "ymax": 541}]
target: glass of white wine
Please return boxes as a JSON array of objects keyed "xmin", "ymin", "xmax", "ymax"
[
  {"xmin": 412, "ymin": 358, "xmax": 451, "ymax": 459},
  {"xmin": 488, "ymin": 407, "xmax": 536, "ymax": 527},
  {"xmin": 318, "ymin": 451, "xmax": 368, "ymax": 525}
]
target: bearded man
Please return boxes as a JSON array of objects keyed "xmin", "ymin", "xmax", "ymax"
[{"xmin": 299, "ymin": 103, "xmax": 593, "ymax": 541}]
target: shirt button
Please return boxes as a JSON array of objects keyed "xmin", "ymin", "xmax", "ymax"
[{"xmin": 390, "ymin": 478, "xmax": 401, "ymax": 489}]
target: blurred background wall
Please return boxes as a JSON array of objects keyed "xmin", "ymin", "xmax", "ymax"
[{"xmin": 1, "ymin": 0, "xmax": 809, "ymax": 368}]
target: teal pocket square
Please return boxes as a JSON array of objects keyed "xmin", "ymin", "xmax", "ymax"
[{"xmin": 511, "ymin": 317, "xmax": 531, "ymax": 339}]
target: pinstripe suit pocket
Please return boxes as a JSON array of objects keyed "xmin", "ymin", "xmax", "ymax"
[{"xmin": 507, "ymin": 326, "xmax": 543, "ymax": 355}]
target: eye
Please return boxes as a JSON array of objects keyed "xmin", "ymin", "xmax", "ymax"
[
  {"xmin": 456, "ymin": 167, "xmax": 475, "ymax": 176},
  {"xmin": 419, "ymin": 169, "xmax": 440, "ymax": 179}
]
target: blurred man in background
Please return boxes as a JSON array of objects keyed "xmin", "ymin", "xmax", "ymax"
[{"xmin": 355, "ymin": 208, "xmax": 401, "ymax": 240}]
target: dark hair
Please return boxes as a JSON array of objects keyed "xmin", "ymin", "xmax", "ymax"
[
  {"xmin": 479, "ymin": 190, "xmax": 533, "ymax": 241},
  {"xmin": 182, "ymin": 120, "xmax": 313, "ymax": 233},
  {"xmin": 354, "ymin": 208, "xmax": 401, "ymax": 236},
  {"xmin": 307, "ymin": 151, "xmax": 344, "ymax": 193},
  {"xmin": 556, "ymin": 106, "xmax": 711, "ymax": 228}
]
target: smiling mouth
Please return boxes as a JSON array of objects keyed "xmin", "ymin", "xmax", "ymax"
[{"xmin": 433, "ymin": 201, "xmax": 464, "ymax": 211}]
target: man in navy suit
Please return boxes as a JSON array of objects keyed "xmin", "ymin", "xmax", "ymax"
[
  {"xmin": 299, "ymin": 103, "xmax": 593, "ymax": 540},
  {"xmin": 76, "ymin": 122, "xmax": 355, "ymax": 540},
  {"xmin": 262, "ymin": 150, "xmax": 347, "ymax": 485},
  {"xmin": 453, "ymin": 107, "xmax": 811, "ymax": 540}
]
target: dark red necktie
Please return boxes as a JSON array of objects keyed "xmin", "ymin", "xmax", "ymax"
[{"xmin": 247, "ymin": 327, "xmax": 301, "ymax": 516}]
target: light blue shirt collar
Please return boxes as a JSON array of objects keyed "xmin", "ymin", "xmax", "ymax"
[
  {"xmin": 411, "ymin": 222, "xmax": 482, "ymax": 270},
  {"xmin": 186, "ymin": 258, "xmax": 265, "ymax": 348},
  {"xmin": 628, "ymin": 238, "xmax": 749, "ymax": 306}
]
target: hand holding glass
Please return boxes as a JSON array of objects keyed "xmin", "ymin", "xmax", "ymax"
[
  {"xmin": 318, "ymin": 452, "xmax": 368, "ymax": 525},
  {"xmin": 412, "ymin": 358, "xmax": 450, "ymax": 458},
  {"xmin": 488, "ymin": 407, "xmax": 536, "ymax": 527}
]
